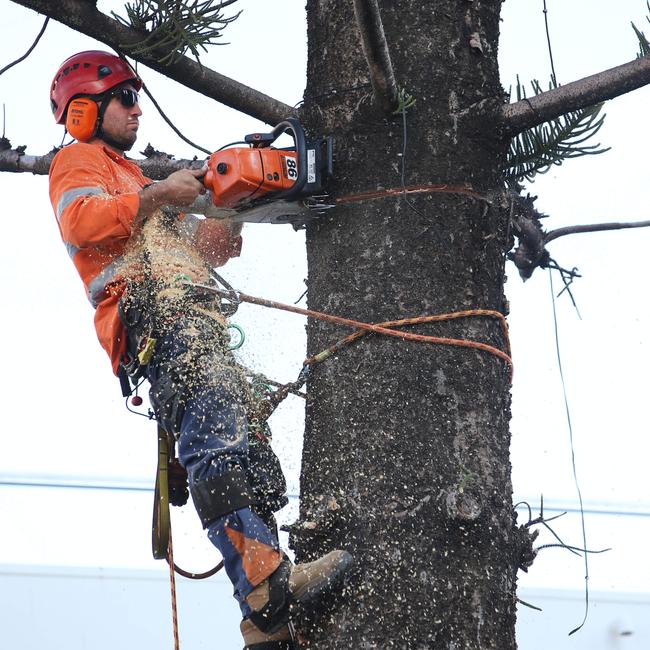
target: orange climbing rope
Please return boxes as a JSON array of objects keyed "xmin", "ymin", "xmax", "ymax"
[
  {"xmin": 305, "ymin": 308, "xmax": 511, "ymax": 370},
  {"xmin": 335, "ymin": 182, "xmax": 488, "ymax": 205},
  {"xmin": 231, "ymin": 290, "xmax": 513, "ymax": 378}
]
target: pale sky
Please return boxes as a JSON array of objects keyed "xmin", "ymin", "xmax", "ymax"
[{"xmin": 1, "ymin": 0, "xmax": 649, "ymax": 628}]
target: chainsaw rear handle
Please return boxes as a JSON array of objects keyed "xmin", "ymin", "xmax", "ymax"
[{"xmin": 247, "ymin": 118, "xmax": 308, "ymax": 201}]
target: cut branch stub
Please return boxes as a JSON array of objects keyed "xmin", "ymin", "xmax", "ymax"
[
  {"xmin": 508, "ymin": 194, "xmax": 549, "ymax": 280},
  {"xmin": 507, "ymin": 192, "xmax": 650, "ymax": 280},
  {"xmin": 444, "ymin": 486, "xmax": 483, "ymax": 521}
]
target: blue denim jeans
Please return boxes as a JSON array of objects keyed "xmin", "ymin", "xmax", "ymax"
[{"xmin": 141, "ymin": 316, "xmax": 282, "ymax": 614}]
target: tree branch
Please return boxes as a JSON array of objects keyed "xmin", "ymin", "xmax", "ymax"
[
  {"xmin": 508, "ymin": 192, "xmax": 650, "ymax": 279},
  {"xmin": 352, "ymin": 0, "xmax": 399, "ymax": 114},
  {"xmin": 0, "ymin": 141, "xmax": 203, "ymax": 179},
  {"xmin": 0, "ymin": 141, "xmax": 238, "ymax": 218},
  {"xmin": 10, "ymin": 0, "xmax": 294, "ymax": 125},
  {"xmin": 503, "ymin": 55, "xmax": 650, "ymax": 135},
  {"xmin": 545, "ymin": 219, "xmax": 650, "ymax": 243},
  {"xmin": 0, "ymin": 143, "xmax": 58, "ymax": 175}
]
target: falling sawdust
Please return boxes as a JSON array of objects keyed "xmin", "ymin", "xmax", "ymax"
[
  {"xmin": 121, "ymin": 209, "xmax": 212, "ymax": 287},
  {"xmin": 116, "ymin": 210, "xmax": 289, "ymax": 526},
  {"xmin": 118, "ymin": 209, "xmax": 254, "ymax": 435}
]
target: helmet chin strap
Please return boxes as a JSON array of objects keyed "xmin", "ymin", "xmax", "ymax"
[{"xmin": 93, "ymin": 93, "xmax": 111, "ymax": 143}]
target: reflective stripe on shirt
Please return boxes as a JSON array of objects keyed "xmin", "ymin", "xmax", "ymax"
[
  {"xmin": 56, "ymin": 186, "xmax": 105, "ymax": 222},
  {"xmin": 64, "ymin": 241, "xmax": 80, "ymax": 259},
  {"xmin": 87, "ymin": 256, "xmax": 124, "ymax": 307}
]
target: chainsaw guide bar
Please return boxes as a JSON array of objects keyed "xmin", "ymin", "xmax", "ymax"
[{"xmin": 191, "ymin": 195, "xmax": 335, "ymax": 228}]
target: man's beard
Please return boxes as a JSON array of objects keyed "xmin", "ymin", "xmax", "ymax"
[{"xmin": 99, "ymin": 128, "xmax": 137, "ymax": 152}]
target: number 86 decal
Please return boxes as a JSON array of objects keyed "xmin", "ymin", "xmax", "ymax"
[{"xmin": 284, "ymin": 156, "xmax": 298, "ymax": 180}]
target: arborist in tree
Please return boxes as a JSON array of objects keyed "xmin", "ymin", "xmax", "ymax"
[{"xmin": 47, "ymin": 50, "xmax": 351, "ymax": 650}]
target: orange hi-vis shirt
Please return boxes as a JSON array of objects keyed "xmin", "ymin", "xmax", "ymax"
[
  {"xmin": 49, "ymin": 141, "xmax": 242, "ymax": 375},
  {"xmin": 50, "ymin": 142, "xmax": 148, "ymax": 374}
]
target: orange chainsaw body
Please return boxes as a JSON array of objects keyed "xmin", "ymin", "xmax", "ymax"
[{"xmin": 204, "ymin": 147, "xmax": 299, "ymax": 208}]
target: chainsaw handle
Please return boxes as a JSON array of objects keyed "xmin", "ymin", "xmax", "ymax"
[{"xmin": 267, "ymin": 118, "xmax": 308, "ymax": 201}]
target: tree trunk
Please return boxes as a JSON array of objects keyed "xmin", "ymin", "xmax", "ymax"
[{"xmin": 294, "ymin": 1, "xmax": 519, "ymax": 648}]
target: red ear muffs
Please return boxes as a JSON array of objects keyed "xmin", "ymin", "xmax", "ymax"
[{"xmin": 65, "ymin": 98, "xmax": 99, "ymax": 142}]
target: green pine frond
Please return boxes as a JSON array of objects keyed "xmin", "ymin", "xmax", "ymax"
[
  {"xmin": 504, "ymin": 77, "xmax": 609, "ymax": 188},
  {"xmin": 631, "ymin": 21, "xmax": 650, "ymax": 57},
  {"xmin": 112, "ymin": 0, "xmax": 242, "ymax": 66},
  {"xmin": 631, "ymin": 2, "xmax": 650, "ymax": 57}
]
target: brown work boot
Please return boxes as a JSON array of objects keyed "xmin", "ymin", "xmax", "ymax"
[
  {"xmin": 246, "ymin": 550, "xmax": 353, "ymax": 634},
  {"xmin": 240, "ymin": 617, "xmax": 296, "ymax": 649}
]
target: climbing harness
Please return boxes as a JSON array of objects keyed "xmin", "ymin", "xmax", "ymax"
[{"xmin": 152, "ymin": 426, "xmax": 170, "ymax": 561}]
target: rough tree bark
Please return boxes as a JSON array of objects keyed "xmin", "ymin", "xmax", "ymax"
[{"xmin": 293, "ymin": 2, "xmax": 517, "ymax": 648}]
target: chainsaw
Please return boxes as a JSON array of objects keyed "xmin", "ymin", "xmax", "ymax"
[{"xmin": 193, "ymin": 117, "xmax": 334, "ymax": 228}]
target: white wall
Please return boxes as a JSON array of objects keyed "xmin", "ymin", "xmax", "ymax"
[
  {"xmin": 2, "ymin": 563, "xmax": 648, "ymax": 650},
  {"xmin": 0, "ymin": 564, "xmax": 241, "ymax": 650}
]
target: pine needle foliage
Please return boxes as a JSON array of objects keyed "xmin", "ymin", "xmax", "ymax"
[
  {"xmin": 631, "ymin": 2, "xmax": 650, "ymax": 57},
  {"xmin": 632, "ymin": 22, "xmax": 650, "ymax": 57},
  {"xmin": 505, "ymin": 77, "xmax": 609, "ymax": 189},
  {"xmin": 112, "ymin": 0, "xmax": 242, "ymax": 66}
]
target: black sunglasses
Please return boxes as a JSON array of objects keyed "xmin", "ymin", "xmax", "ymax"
[{"xmin": 108, "ymin": 87, "xmax": 140, "ymax": 108}]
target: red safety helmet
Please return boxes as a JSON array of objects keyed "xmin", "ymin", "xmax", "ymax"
[{"xmin": 50, "ymin": 50, "xmax": 142, "ymax": 124}]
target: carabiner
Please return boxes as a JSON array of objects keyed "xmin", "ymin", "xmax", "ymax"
[{"xmin": 227, "ymin": 323, "xmax": 245, "ymax": 350}]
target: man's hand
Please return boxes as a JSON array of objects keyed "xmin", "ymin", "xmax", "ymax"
[
  {"xmin": 157, "ymin": 167, "xmax": 207, "ymax": 206},
  {"xmin": 137, "ymin": 166, "xmax": 207, "ymax": 218}
]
